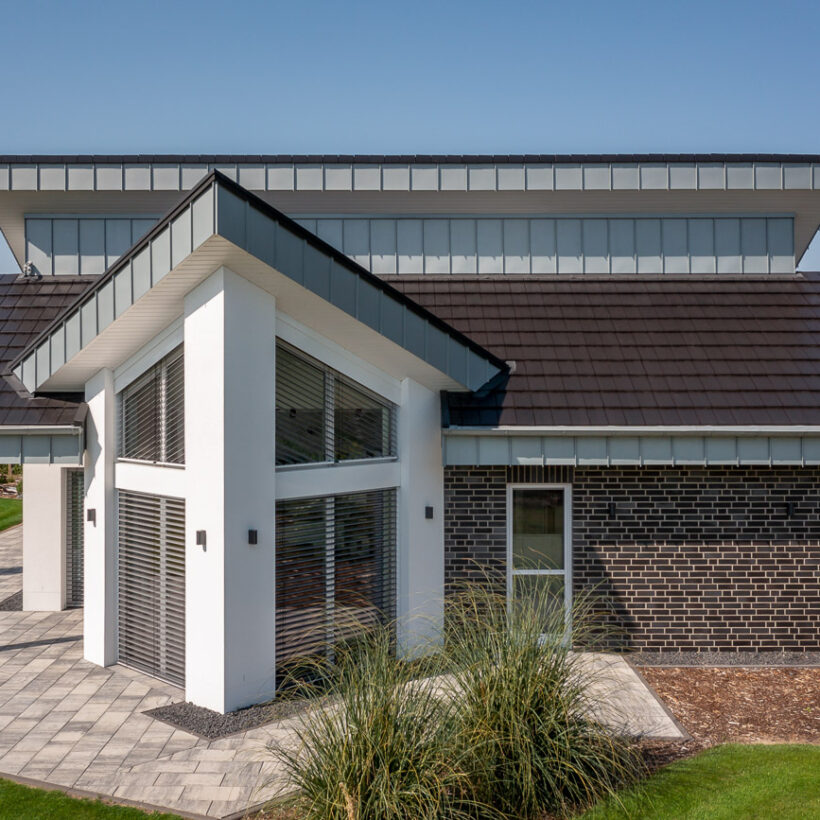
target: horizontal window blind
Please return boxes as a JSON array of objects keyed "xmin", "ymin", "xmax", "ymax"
[
  {"xmin": 64, "ymin": 469, "xmax": 84, "ymax": 608},
  {"xmin": 117, "ymin": 490, "xmax": 186, "ymax": 687},
  {"xmin": 119, "ymin": 345, "xmax": 185, "ymax": 465},
  {"xmin": 276, "ymin": 341, "xmax": 397, "ymax": 467},
  {"xmin": 276, "ymin": 488, "xmax": 397, "ymax": 685}
]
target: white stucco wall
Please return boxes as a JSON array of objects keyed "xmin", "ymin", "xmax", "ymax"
[
  {"xmin": 397, "ymin": 378, "xmax": 445, "ymax": 654},
  {"xmin": 22, "ymin": 463, "xmax": 65, "ymax": 611},
  {"xmin": 83, "ymin": 368, "xmax": 117, "ymax": 666},
  {"xmin": 184, "ymin": 267, "xmax": 277, "ymax": 713}
]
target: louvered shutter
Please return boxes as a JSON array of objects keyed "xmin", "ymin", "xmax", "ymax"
[
  {"xmin": 65, "ymin": 469, "xmax": 84, "ymax": 608},
  {"xmin": 275, "ymin": 345, "xmax": 328, "ymax": 465},
  {"xmin": 275, "ymin": 489, "xmax": 397, "ymax": 685},
  {"xmin": 117, "ymin": 490, "xmax": 186, "ymax": 686},
  {"xmin": 119, "ymin": 345, "xmax": 184, "ymax": 465},
  {"xmin": 275, "ymin": 340, "xmax": 397, "ymax": 467}
]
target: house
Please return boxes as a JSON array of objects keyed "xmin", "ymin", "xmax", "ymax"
[{"xmin": 2, "ymin": 155, "xmax": 819, "ymax": 714}]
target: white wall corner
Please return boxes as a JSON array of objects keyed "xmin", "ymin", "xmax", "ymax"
[
  {"xmin": 397, "ymin": 377, "xmax": 445, "ymax": 657},
  {"xmin": 184, "ymin": 266, "xmax": 277, "ymax": 713},
  {"xmin": 83, "ymin": 368, "xmax": 117, "ymax": 665},
  {"xmin": 22, "ymin": 464, "xmax": 66, "ymax": 611}
]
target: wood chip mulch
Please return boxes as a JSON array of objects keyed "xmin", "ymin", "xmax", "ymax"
[{"xmin": 639, "ymin": 666, "xmax": 820, "ymax": 746}]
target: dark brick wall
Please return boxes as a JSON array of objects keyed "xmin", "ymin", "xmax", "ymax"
[{"xmin": 443, "ymin": 465, "xmax": 820, "ymax": 651}]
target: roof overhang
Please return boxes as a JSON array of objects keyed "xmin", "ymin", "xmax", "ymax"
[
  {"xmin": 8, "ymin": 172, "xmax": 506, "ymax": 395},
  {"xmin": 2, "ymin": 155, "xmax": 820, "ymax": 264}
]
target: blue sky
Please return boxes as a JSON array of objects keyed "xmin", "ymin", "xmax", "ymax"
[{"xmin": 1, "ymin": 0, "xmax": 819, "ymax": 268}]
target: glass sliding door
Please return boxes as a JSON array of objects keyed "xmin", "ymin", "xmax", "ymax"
[{"xmin": 507, "ymin": 485, "xmax": 572, "ymax": 635}]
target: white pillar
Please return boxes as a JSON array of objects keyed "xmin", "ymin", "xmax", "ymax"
[
  {"xmin": 184, "ymin": 267, "xmax": 277, "ymax": 713},
  {"xmin": 83, "ymin": 368, "xmax": 117, "ymax": 666},
  {"xmin": 397, "ymin": 378, "xmax": 445, "ymax": 656},
  {"xmin": 22, "ymin": 464, "xmax": 66, "ymax": 611}
]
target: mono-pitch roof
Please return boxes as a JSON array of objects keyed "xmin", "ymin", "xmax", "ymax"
[
  {"xmin": 388, "ymin": 273, "xmax": 820, "ymax": 428},
  {"xmin": 8, "ymin": 171, "xmax": 506, "ymax": 395}
]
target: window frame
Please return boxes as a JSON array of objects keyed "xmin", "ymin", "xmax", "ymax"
[
  {"xmin": 275, "ymin": 340, "xmax": 398, "ymax": 470},
  {"xmin": 506, "ymin": 483, "xmax": 573, "ymax": 638},
  {"xmin": 117, "ymin": 344, "xmax": 185, "ymax": 467}
]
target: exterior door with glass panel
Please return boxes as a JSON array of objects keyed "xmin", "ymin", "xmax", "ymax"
[{"xmin": 507, "ymin": 485, "xmax": 572, "ymax": 632}]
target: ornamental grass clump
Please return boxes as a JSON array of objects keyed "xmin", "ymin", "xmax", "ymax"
[
  {"xmin": 443, "ymin": 586, "xmax": 643, "ymax": 819},
  {"xmin": 268, "ymin": 629, "xmax": 481, "ymax": 820}
]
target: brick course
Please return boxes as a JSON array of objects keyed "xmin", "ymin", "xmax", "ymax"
[{"xmin": 443, "ymin": 465, "xmax": 820, "ymax": 651}]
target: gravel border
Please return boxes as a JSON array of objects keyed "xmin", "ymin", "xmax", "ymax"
[
  {"xmin": 630, "ymin": 650, "xmax": 820, "ymax": 667},
  {"xmin": 0, "ymin": 591, "xmax": 22, "ymax": 611},
  {"xmin": 144, "ymin": 695, "xmax": 313, "ymax": 740}
]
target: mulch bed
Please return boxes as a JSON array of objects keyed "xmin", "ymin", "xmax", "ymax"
[
  {"xmin": 639, "ymin": 666, "xmax": 820, "ymax": 747},
  {"xmin": 0, "ymin": 591, "xmax": 21, "ymax": 611}
]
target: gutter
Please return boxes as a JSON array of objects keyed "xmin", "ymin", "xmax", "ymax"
[{"xmin": 443, "ymin": 425, "xmax": 820, "ymax": 436}]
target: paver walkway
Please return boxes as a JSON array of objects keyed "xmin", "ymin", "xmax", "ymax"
[
  {"xmin": 0, "ymin": 526, "xmax": 683, "ymax": 819},
  {"xmin": 0, "ymin": 525, "xmax": 21, "ymax": 602}
]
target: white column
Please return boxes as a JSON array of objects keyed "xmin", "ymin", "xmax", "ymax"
[
  {"xmin": 397, "ymin": 377, "xmax": 445, "ymax": 656},
  {"xmin": 22, "ymin": 464, "xmax": 66, "ymax": 611},
  {"xmin": 83, "ymin": 368, "xmax": 117, "ymax": 666},
  {"xmin": 184, "ymin": 267, "xmax": 277, "ymax": 713}
]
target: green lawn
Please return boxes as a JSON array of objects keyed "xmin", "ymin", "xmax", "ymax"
[
  {"xmin": 0, "ymin": 777, "xmax": 182, "ymax": 819},
  {"xmin": 582, "ymin": 744, "xmax": 820, "ymax": 820},
  {"xmin": 0, "ymin": 497, "xmax": 21, "ymax": 531}
]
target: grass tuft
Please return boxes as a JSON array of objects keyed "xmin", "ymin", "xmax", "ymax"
[{"xmin": 443, "ymin": 586, "xmax": 642, "ymax": 818}]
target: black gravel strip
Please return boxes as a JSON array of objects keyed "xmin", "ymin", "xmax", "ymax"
[
  {"xmin": 144, "ymin": 695, "xmax": 312, "ymax": 740},
  {"xmin": 630, "ymin": 650, "xmax": 820, "ymax": 667},
  {"xmin": 0, "ymin": 591, "xmax": 22, "ymax": 611}
]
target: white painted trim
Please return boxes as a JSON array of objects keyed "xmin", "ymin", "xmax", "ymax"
[
  {"xmin": 276, "ymin": 460, "xmax": 400, "ymax": 501},
  {"xmin": 506, "ymin": 483, "xmax": 573, "ymax": 635},
  {"xmin": 276, "ymin": 312, "xmax": 401, "ymax": 404},
  {"xmin": 114, "ymin": 460, "xmax": 185, "ymax": 499},
  {"xmin": 113, "ymin": 317, "xmax": 183, "ymax": 392}
]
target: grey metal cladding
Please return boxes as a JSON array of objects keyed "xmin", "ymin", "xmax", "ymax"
[
  {"xmin": 329, "ymin": 261, "xmax": 357, "ymax": 316},
  {"xmin": 274, "ymin": 224, "xmax": 305, "ymax": 285},
  {"xmin": 303, "ymin": 243, "xmax": 331, "ymax": 301},
  {"xmin": 150, "ymin": 229, "xmax": 171, "ymax": 284},
  {"xmin": 0, "ymin": 433, "xmax": 83, "ymax": 465},
  {"xmin": 191, "ymin": 186, "xmax": 215, "ymax": 249},
  {"xmin": 65, "ymin": 313, "xmax": 80, "ymax": 360},
  {"xmin": 215, "ymin": 184, "xmax": 247, "ymax": 247},
  {"xmin": 355, "ymin": 279, "xmax": 381, "ymax": 331},
  {"xmin": 80, "ymin": 300, "xmax": 96, "ymax": 348},
  {"xmin": 50, "ymin": 327, "xmax": 65, "ymax": 374},
  {"xmin": 12, "ymin": 172, "xmax": 505, "ymax": 393},
  {"xmin": 132, "ymin": 249, "xmax": 151, "ymax": 299},
  {"xmin": 114, "ymin": 269, "xmax": 132, "ymax": 318},
  {"xmin": 443, "ymin": 434, "xmax": 820, "ymax": 467},
  {"xmin": 171, "ymin": 208, "xmax": 192, "ymax": 268},
  {"xmin": 246, "ymin": 205, "xmax": 276, "ymax": 268}
]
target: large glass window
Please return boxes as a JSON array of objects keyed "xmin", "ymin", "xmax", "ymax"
[
  {"xmin": 275, "ymin": 489, "xmax": 397, "ymax": 684},
  {"xmin": 275, "ymin": 341, "xmax": 397, "ymax": 467},
  {"xmin": 118, "ymin": 346, "xmax": 184, "ymax": 465}
]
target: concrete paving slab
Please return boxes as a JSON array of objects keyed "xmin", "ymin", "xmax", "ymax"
[{"xmin": 0, "ymin": 523, "xmax": 685, "ymax": 818}]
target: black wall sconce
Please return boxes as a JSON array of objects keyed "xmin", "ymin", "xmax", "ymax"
[
  {"xmin": 607, "ymin": 502, "xmax": 617, "ymax": 520},
  {"xmin": 425, "ymin": 506, "xmax": 434, "ymax": 520},
  {"xmin": 248, "ymin": 529, "xmax": 258, "ymax": 545},
  {"xmin": 196, "ymin": 530, "xmax": 207, "ymax": 550},
  {"xmin": 87, "ymin": 508, "xmax": 96, "ymax": 525},
  {"xmin": 785, "ymin": 501, "xmax": 796, "ymax": 519}
]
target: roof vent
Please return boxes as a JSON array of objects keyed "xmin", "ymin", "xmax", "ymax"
[{"xmin": 21, "ymin": 261, "xmax": 41, "ymax": 280}]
